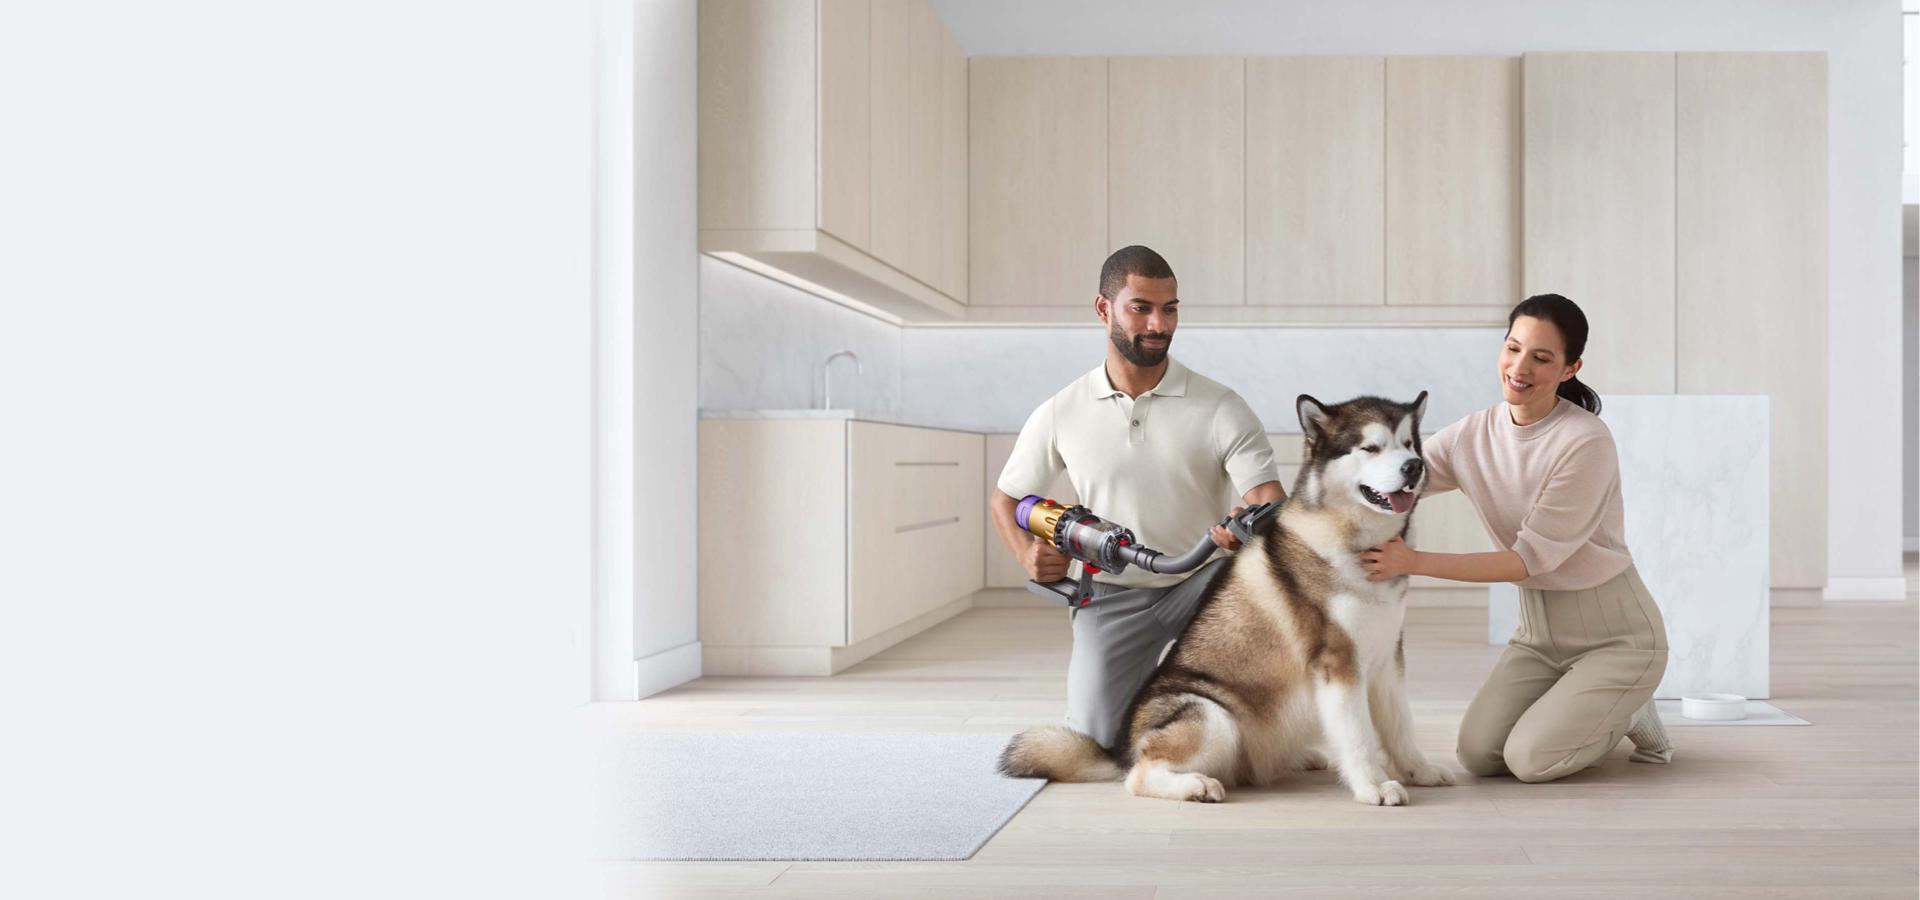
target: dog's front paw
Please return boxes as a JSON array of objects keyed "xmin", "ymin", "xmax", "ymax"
[
  {"xmin": 1353, "ymin": 779, "xmax": 1409, "ymax": 807},
  {"xmin": 1180, "ymin": 773, "xmax": 1226, "ymax": 803},
  {"xmin": 1403, "ymin": 760, "xmax": 1457, "ymax": 787}
]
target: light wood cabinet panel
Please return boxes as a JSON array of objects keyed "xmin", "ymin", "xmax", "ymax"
[
  {"xmin": 698, "ymin": 420, "xmax": 847, "ymax": 648},
  {"xmin": 869, "ymin": 0, "xmax": 914, "ymax": 278},
  {"xmin": 939, "ymin": 26, "xmax": 969, "ymax": 301},
  {"xmin": 698, "ymin": 0, "xmax": 816, "ymax": 230},
  {"xmin": 970, "ymin": 58, "xmax": 1108, "ymax": 306},
  {"xmin": 1108, "ymin": 57, "xmax": 1246, "ymax": 305},
  {"xmin": 817, "ymin": 0, "xmax": 871, "ymax": 250},
  {"xmin": 1246, "ymin": 57, "xmax": 1385, "ymax": 306},
  {"xmin": 1385, "ymin": 56, "xmax": 1519, "ymax": 306},
  {"xmin": 1523, "ymin": 52, "xmax": 1676, "ymax": 394},
  {"xmin": 1677, "ymin": 52, "xmax": 1826, "ymax": 589},
  {"xmin": 850, "ymin": 423, "xmax": 983, "ymax": 643},
  {"xmin": 700, "ymin": 0, "xmax": 963, "ymax": 319},
  {"xmin": 906, "ymin": 0, "xmax": 945, "ymax": 287}
]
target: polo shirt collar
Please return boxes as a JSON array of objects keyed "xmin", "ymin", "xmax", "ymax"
[{"xmin": 1085, "ymin": 356, "xmax": 1190, "ymax": 400}]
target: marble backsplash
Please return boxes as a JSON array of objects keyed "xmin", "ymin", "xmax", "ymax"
[
  {"xmin": 701, "ymin": 258, "xmax": 1504, "ymax": 433},
  {"xmin": 699, "ymin": 256, "xmax": 906, "ymax": 420}
]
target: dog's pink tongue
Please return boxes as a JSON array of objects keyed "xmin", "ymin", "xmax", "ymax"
[{"xmin": 1387, "ymin": 490, "xmax": 1414, "ymax": 514}]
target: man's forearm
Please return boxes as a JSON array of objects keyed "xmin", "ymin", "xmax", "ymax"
[{"xmin": 989, "ymin": 490, "xmax": 1034, "ymax": 560}]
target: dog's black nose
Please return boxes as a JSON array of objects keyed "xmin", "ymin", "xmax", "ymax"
[{"xmin": 1401, "ymin": 458, "xmax": 1424, "ymax": 483}]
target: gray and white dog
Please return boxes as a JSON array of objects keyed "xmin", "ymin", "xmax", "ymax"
[{"xmin": 1000, "ymin": 392, "xmax": 1457, "ymax": 805}]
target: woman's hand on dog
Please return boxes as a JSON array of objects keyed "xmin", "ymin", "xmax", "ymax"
[{"xmin": 1359, "ymin": 535, "xmax": 1421, "ymax": 581}]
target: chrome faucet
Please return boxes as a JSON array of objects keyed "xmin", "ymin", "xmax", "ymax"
[{"xmin": 821, "ymin": 350, "xmax": 863, "ymax": 410}]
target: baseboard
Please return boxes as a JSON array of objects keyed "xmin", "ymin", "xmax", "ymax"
[
  {"xmin": 635, "ymin": 640, "xmax": 702, "ymax": 698},
  {"xmin": 1905, "ymin": 537, "xmax": 1918, "ymax": 553},
  {"xmin": 1770, "ymin": 588, "xmax": 1823, "ymax": 608},
  {"xmin": 1823, "ymin": 577, "xmax": 1909, "ymax": 602},
  {"xmin": 830, "ymin": 594, "xmax": 973, "ymax": 672},
  {"xmin": 703, "ymin": 594, "xmax": 976, "ymax": 677}
]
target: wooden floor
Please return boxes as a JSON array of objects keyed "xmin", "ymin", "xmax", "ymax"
[{"xmin": 592, "ymin": 559, "xmax": 1919, "ymax": 898}]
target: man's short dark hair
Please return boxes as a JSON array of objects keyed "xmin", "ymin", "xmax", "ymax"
[{"xmin": 1099, "ymin": 245, "xmax": 1175, "ymax": 300}]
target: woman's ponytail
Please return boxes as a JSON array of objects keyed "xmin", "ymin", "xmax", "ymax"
[
  {"xmin": 1509, "ymin": 293, "xmax": 1602, "ymax": 416},
  {"xmin": 1556, "ymin": 374, "xmax": 1601, "ymax": 416}
]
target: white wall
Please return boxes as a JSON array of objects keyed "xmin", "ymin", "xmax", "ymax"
[
  {"xmin": 620, "ymin": 0, "xmax": 703, "ymax": 698},
  {"xmin": 931, "ymin": 0, "xmax": 1909, "ymax": 598},
  {"xmin": 2, "ymin": 1, "xmax": 595, "ymax": 893}
]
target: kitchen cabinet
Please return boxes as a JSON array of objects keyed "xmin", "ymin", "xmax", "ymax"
[
  {"xmin": 699, "ymin": 0, "xmax": 967, "ymax": 320},
  {"xmin": 1108, "ymin": 57, "xmax": 1245, "ymax": 305},
  {"xmin": 699, "ymin": 417, "xmax": 984, "ymax": 675},
  {"xmin": 1384, "ymin": 56, "xmax": 1521, "ymax": 307},
  {"xmin": 968, "ymin": 57, "xmax": 1109, "ymax": 306},
  {"xmin": 1677, "ymin": 52, "xmax": 1826, "ymax": 590},
  {"xmin": 1245, "ymin": 56, "xmax": 1385, "ymax": 306}
]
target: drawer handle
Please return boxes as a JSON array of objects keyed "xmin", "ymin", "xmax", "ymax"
[
  {"xmin": 896, "ymin": 516, "xmax": 961, "ymax": 534},
  {"xmin": 894, "ymin": 461, "xmax": 960, "ymax": 467}
]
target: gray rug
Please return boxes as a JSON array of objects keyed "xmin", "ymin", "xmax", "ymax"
[{"xmin": 591, "ymin": 731, "xmax": 1044, "ymax": 861}]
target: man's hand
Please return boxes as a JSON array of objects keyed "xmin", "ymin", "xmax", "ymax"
[
  {"xmin": 1359, "ymin": 535, "xmax": 1421, "ymax": 582},
  {"xmin": 1022, "ymin": 536, "xmax": 1070, "ymax": 583},
  {"xmin": 1210, "ymin": 506, "xmax": 1245, "ymax": 551}
]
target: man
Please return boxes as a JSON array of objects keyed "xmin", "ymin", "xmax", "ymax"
[{"xmin": 990, "ymin": 245, "xmax": 1286, "ymax": 751}]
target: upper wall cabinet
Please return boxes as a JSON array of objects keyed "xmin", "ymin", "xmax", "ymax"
[
  {"xmin": 1523, "ymin": 53, "xmax": 1676, "ymax": 395},
  {"xmin": 699, "ymin": 0, "xmax": 967, "ymax": 320},
  {"xmin": 969, "ymin": 58, "xmax": 1109, "ymax": 306},
  {"xmin": 1677, "ymin": 52, "xmax": 1827, "ymax": 590},
  {"xmin": 1108, "ymin": 58, "xmax": 1245, "ymax": 305},
  {"xmin": 1245, "ymin": 57, "xmax": 1385, "ymax": 306},
  {"xmin": 1384, "ymin": 56, "xmax": 1520, "ymax": 307}
]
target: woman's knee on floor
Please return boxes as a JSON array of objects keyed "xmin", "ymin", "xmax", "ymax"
[{"xmin": 1454, "ymin": 730, "xmax": 1510, "ymax": 777}]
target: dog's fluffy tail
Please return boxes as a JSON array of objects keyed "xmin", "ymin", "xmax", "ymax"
[{"xmin": 998, "ymin": 726, "xmax": 1122, "ymax": 782}]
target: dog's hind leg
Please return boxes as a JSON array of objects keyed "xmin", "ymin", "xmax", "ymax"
[{"xmin": 1124, "ymin": 696, "xmax": 1239, "ymax": 803}]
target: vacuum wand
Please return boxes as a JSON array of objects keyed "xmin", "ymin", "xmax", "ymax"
[{"xmin": 1014, "ymin": 495, "xmax": 1278, "ymax": 607}]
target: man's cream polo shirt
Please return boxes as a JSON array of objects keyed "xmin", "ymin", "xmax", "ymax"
[{"xmin": 997, "ymin": 356, "xmax": 1279, "ymax": 589}]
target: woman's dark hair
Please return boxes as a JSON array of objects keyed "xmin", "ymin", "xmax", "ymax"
[{"xmin": 1507, "ymin": 293, "xmax": 1601, "ymax": 416}]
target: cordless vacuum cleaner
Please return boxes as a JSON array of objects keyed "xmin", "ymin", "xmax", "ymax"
[{"xmin": 1014, "ymin": 495, "xmax": 1280, "ymax": 607}]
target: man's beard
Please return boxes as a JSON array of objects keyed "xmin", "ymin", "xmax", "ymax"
[{"xmin": 1110, "ymin": 321, "xmax": 1170, "ymax": 367}]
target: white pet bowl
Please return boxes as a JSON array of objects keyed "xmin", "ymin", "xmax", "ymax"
[{"xmin": 1681, "ymin": 693, "xmax": 1748, "ymax": 721}]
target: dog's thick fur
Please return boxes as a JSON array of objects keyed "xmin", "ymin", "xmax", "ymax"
[{"xmin": 1000, "ymin": 392, "xmax": 1457, "ymax": 805}]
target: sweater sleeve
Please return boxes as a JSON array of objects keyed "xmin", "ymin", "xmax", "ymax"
[
  {"xmin": 1419, "ymin": 418, "xmax": 1464, "ymax": 496},
  {"xmin": 1510, "ymin": 433, "xmax": 1618, "ymax": 579}
]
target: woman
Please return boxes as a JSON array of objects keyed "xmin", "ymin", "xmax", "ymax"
[{"xmin": 1358, "ymin": 293, "xmax": 1672, "ymax": 783}]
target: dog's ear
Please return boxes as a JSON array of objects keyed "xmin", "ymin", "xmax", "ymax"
[
  {"xmin": 1296, "ymin": 395, "xmax": 1331, "ymax": 443},
  {"xmin": 1410, "ymin": 390, "xmax": 1429, "ymax": 434}
]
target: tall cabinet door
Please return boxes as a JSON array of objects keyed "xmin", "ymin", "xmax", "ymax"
[
  {"xmin": 817, "ymin": 0, "xmax": 871, "ymax": 250},
  {"xmin": 1245, "ymin": 57, "xmax": 1385, "ymax": 306},
  {"xmin": 1677, "ymin": 52, "xmax": 1827, "ymax": 590},
  {"xmin": 1385, "ymin": 57, "xmax": 1519, "ymax": 307},
  {"xmin": 1108, "ymin": 57, "xmax": 1246, "ymax": 306},
  {"xmin": 1523, "ymin": 52, "xmax": 1676, "ymax": 395},
  {"xmin": 969, "ymin": 58, "xmax": 1109, "ymax": 305},
  {"xmin": 869, "ymin": 0, "xmax": 917, "ymax": 282}
]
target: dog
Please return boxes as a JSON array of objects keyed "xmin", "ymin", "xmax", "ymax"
[{"xmin": 999, "ymin": 392, "xmax": 1456, "ymax": 805}]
